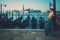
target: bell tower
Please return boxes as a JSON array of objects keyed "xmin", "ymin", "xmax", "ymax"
[{"xmin": 23, "ymin": 4, "xmax": 24, "ymax": 14}]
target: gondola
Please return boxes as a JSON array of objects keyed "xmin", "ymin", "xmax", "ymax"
[
  {"xmin": 39, "ymin": 17, "xmax": 45, "ymax": 29},
  {"xmin": 31, "ymin": 16, "xmax": 37, "ymax": 29},
  {"xmin": 18, "ymin": 15, "xmax": 30, "ymax": 29}
]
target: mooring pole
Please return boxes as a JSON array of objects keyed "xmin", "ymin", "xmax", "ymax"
[
  {"xmin": 51, "ymin": 0, "xmax": 56, "ymax": 36},
  {"xmin": 53, "ymin": 0, "xmax": 56, "ymax": 27},
  {"xmin": 1, "ymin": 3, "xmax": 2, "ymax": 14}
]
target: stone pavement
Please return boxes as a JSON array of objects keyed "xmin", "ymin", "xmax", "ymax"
[{"xmin": 0, "ymin": 29, "xmax": 60, "ymax": 40}]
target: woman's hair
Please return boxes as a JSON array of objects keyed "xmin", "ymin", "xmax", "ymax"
[{"xmin": 50, "ymin": 8, "xmax": 54, "ymax": 11}]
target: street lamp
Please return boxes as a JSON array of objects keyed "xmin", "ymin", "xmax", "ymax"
[
  {"xmin": 0, "ymin": 3, "xmax": 7, "ymax": 20},
  {"xmin": 0, "ymin": 3, "xmax": 7, "ymax": 14},
  {"xmin": 3, "ymin": 4, "xmax": 7, "ymax": 14}
]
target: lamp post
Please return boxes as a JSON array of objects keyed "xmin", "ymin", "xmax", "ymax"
[
  {"xmin": 0, "ymin": 3, "xmax": 6, "ymax": 14},
  {"xmin": 0, "ymin": 3, "xmax": 7, "ymax": 19},
  {"xmin": 3, "ymin": 4, "xmax": 7, "ymax": 20}
]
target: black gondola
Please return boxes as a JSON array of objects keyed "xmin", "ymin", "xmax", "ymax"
[
  {"xmin": 19, "ymin": 15, "xmax": 30, "ymax": 29},
  {"xmin": 31, "ymin": 16, "xmax": 37, "ymax": 29},
  {"xmin": 39, "ymin": 17, "xmax": 45, "ymax": 29}
]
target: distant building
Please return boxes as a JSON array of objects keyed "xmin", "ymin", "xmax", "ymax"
[
  {"xmin": 33, "ymin": 10, "xmax": 41, "ymax": 13},
  {"xmin": 24, "ymin": 8, "xmax": 41, "ymax": 13},
  {"xmin": 13, "ymin": 10, "xmax": 20, "ymax": 12}
]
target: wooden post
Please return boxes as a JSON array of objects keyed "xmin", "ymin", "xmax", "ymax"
[
  {"xmin": 51, "ymin": 0, "xmax": 56, "ymax": 36},
  {"xmin": 53, "ymin": 0, "xmax": 56, "ymax": 27},
  {"xmin": 1, "ymin": 3, "xmax": 2, "ymax": 14},
  {"xmin": 12, "ymin": 10, "xmax": 13, "ymax": 21},
  {"xmin": 9, "ymin": 10, "xmax": 10, "ymax": 18}
]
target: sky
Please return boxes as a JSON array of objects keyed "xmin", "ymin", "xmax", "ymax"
[{"xmin": 0, "ymin": 0, "xmax": 60, "ymax": 11}]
